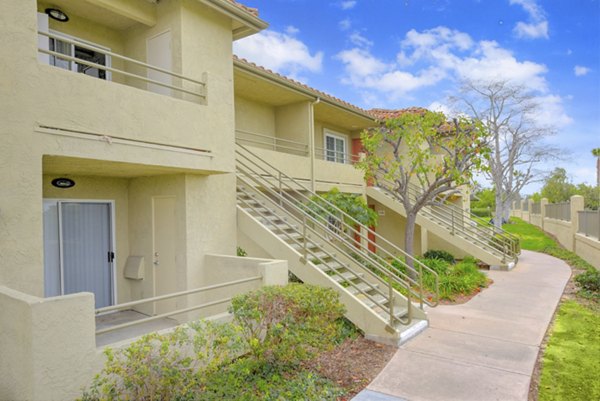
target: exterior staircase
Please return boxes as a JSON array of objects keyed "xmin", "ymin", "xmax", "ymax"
[
  {"xmin": 235, "ymin": 143, "xmax": 439, "ymax": 345},
  {"xmin": 367, "ymin": 177, "xmax": 520, "ymax": 269}
]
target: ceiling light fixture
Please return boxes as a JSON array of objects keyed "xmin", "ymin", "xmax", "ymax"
[{"xmin": 45, "ymin": 8, "xmax": 69, "ymax": 22}]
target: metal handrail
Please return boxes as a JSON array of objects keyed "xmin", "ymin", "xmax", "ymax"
[
  {"xmin": 375, "ymin": 176, "xmax": 520, "ymax": 262},
  {"xmin": 237, "ymin": 168, "xmax": 411, "ymax": 326},
  {"xmin": 314, "ymin": 146, "xmax": 361, "ymax": 164},
  {"xmin": 235, "ymin": 129, "xmax": 309, "ymax": 156},
  {"xmin": 236, "ymin": 142, "xmax": 439, "ymax": 312},
  {"xmin": 237, "ymin": 185, "xmax": 407, "ymax": 324},
  {"xmin": 38, "ymin": 30, "xmax": 206, "ymax": 99},
  {"xmin": 95, "ymin": 275, "xmax": 262, "ymax": 335}
]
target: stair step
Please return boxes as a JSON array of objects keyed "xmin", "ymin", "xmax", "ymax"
[
  {"xmin": 309, "ymin": 251, "xmax": 333, "ymax": 263},
  {"xmin": 358, "ymin": 293, "xmax": 388, "ymax": 309},
  {"xmin": 290, "ymin": 241, "xmax": 321, "ymax": 251},
  {"xmin": 347, "ymin": 281, "xmax": 379, "ymax": 295},
  {"xmin": 259, "ymin": 214, "xmax": 286, "ymax": 223},
  {"xmin": 332, "ymin": 270, "xmax": 364, "ymax": 282},
  {"xmin": 319, "ymin": 261, "xmax": 346, "ymax": 272},
  {"xmin": 280, "ymin": 231, "xmax": 303, "ymax": 241}
]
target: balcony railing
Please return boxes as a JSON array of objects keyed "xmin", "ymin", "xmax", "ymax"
[
  {"xmin": 235, "ymin": 129, "xmax": 309, "ymax": 156},
  {"xmin": 578, "ymin": 210, "xmax": 600, "ymax": 239},
  {"xmin": 37, "ymin": 31, "xmax": 207, "ymax": 102},
  {"xmin": 546, "ymin": 202, "xmax": 571, "ymax": 221},
  {"xmin": 314, "ymin": 147, "xmax": 361, "ymax": 165}
]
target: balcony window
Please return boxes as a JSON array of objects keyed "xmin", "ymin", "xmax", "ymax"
[
  {"xmin": 49, "ymin": 35, "xmax": 110, "ymax": 80},
  {"xmin": 324, "ymin": 131, "xmax": 347, "ymax": 164}
]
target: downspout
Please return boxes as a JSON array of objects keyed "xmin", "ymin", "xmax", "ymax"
[{"xmin": 309, "ymin": 97, "xmax": 320, "ymax": 192}]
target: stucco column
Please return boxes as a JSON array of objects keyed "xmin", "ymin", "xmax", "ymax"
[
  {"xmin": 540, "ymin": 198, "xmax": 548, "ymax": 230},
  {"xmin": 520, "ymin": 199, "xmax": 526, "ymax": 219},
  {"xmin": 570, "ymin": 195, "xmax": 584, "ymax": 251}
]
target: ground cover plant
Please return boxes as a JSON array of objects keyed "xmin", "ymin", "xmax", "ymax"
[
  {"xmin": 391, "ymin": 252, "xmax": 489, "ymax": 302},
  {"xmin": 503, "ymin": 217, "xmax": 600, "ymax": 401},
  {"xmin": 80, "ymin": 284, "xmax": 395, "ymax": 401}
]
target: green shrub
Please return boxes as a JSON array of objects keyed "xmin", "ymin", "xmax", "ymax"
[
  {"xmin": 418, "ymin": 257, "xmax": 451, "ymax": 275},
  {"xmin": 575, "ymin": 269, "xmax": 600, "ymax": 298},
  {"xmin": 202, "ymin": 358, "xmax": 343, "ymax": 400},
  {"xmin": 423, "ymin": 249, "xmax": 455, "ymax": 264},
  {"xmin": 236, "ymin": 246, "xmax": 247, "ymax": 257},
  {"xmin": 421, "ymin": 258, "xmax": 487, "ymax": 301},
  {"xmin": 230, "ymin": 284, "xmax": 346, "ymax": 367},
  {"xmin": 471, "ymin": 207, "xmax": 492, "ymax": 218},
  {"xmin": 80, "ymin": 321, "xmax": 247, "ymax": 401}
]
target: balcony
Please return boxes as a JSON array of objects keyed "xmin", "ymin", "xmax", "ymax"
[{"xmin": 38, "ymin": 30, "xmax": 206, "ymax": 103}]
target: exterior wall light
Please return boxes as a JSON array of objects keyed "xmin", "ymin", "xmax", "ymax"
[
  {"xmin": 45, "ymin": 8, "xmax": 69, "ymax": 22},
  {"xmin": 51, "ymin": 178, "xmax": 75, "ymax": 189}
]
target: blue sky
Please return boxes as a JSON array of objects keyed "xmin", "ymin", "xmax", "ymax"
[{"xmin": 234, "ymin": 0, "xmax": 600, "ymax": 193}]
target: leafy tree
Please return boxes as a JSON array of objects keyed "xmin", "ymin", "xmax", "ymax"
[
  {"xmin": 471, "ymin": 188, "xmax": 495, "ymax": 209},
  {"xmin": 593, "ymin": 148, "xmax": 600, "ymax": 187},
  {"xmin": 575, "ymin": 183, "xmax": 599, "ymax": 210},
  {"xmin": 540, "ymin": 167, "xmax": 576, "ymax": 203},
  {"xmin": 358, "ymin": 110, "xmax": 489, "ymax": 273},
  {"xmin": 452, "ymin": 80, "xmax": 560, "ymax": 227},
  {"xmin": 304, "ymin": 187, "xmax": 378, "ymax": 234}
]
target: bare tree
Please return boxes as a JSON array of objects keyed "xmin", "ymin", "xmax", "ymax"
[{"xmin": 452, "ymin": 80, "xmax": 560, "ymax": 227}]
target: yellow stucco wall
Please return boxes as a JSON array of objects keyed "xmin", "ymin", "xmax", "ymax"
[{"xmin": 235, "ymin": 95, "xmax": 277, "ymax": 139}]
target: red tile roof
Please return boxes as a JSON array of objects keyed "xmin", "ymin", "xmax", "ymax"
[
  {"xmin": 369, "ymin": 107, "xmax": 429, "ymax": 120},
  {"xmin": 234, "ymin": 56, "xmax": 374, "ymax": 119},
  {"xmin": 225, "ymin": 0, "xmax": 259, "ymax": 17}
]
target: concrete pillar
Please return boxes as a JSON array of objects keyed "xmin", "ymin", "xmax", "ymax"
[
  {"xmin": 541, "ymin": 198, "xmax": 548, "ymax": 230},
  {"xmin": 570, "ymin": 195, "xmax": 585, "ymax": 251},
  {"xmin": 421, "ymin": 227, "xmax": 429, "ymax": 254}
]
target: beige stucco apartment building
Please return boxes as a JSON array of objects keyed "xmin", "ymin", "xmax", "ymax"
[{"xmin": 0, "ymin": 1, "xmax": 519, "ymax": 399}]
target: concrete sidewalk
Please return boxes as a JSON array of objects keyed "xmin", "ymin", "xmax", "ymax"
[{"xmin": 353, "ymin": 250, "xmax": 571, "ymax": 401}]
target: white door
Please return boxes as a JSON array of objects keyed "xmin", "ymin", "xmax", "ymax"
[
  {"xmin": 43, "ymin": 200, "xmax": 114, "ymax": 308},
  {"xmin": 152, "ymin": 196, "xmax": 177, "ymax": 315},
  {"xmin": 147, "ymin": 31, "xmax": 172, "ymax": 96}
]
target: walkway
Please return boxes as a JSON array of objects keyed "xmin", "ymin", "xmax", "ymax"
[{"xmin": 354, "ymin": 250, "xmax": 572, "ymax": 401}]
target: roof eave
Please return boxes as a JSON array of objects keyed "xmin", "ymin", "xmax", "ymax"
[
  {"xmin": 199, "ymin": 0, "xmax": 268, "ymax": 39},
  {"xmin": 233, "ymin": 58, "xmax": 376, "ymax": 122}
]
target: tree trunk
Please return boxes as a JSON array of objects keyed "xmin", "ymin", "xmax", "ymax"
[
  {"xmin": 494, "ymin": 192, "xmax": 504, "ymax": 229},
  {"xmin": 404, "ymin": 212, "xmax": 418, "ymax": 280},
  {"xmin": 502, "ymin": 198, "xmax": 512, "ymax": 223}
]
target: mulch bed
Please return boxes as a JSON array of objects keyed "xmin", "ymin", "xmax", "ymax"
[{"xmin": 303, "ymin": 336, "xmax": 397, "ymax": 399}]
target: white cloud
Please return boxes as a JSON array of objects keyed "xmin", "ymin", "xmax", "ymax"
[
  {"xmin": 574, "ymin": 65, "xmax": 591, "ymax": 76},
  {"xmin": 349, "ymin": 31, "xmax": 373, "ymax": 48},
  {"xmin": 339, "ymin": 18, "xmax": 351, "ymax": 31},
  {"xmin": 337, "ymin": 27, "xmax": 550, "ymax": 98},
  {"xmin": 285, "ymin": 25, "xmax": 300, "ymax": 35},
  {"xmin": 509, "ymin": 0, "xmax": 549, "ymax": 39},
  {"xmin": 234, "ymin": 30, "xmax": 323, "ymax": 78},
  {"xmin": 531, "ymin": 95, "xmax": 573, "ymax": 128},
  {"xmin": 428, "ymin": 101, "xmax": 453, "ymax": 116},
  {"xmin": 340, "ymin": 1, "xmax": 357, "ymax": 10}
]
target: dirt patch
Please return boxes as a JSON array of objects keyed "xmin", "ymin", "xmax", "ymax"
[{"xmin": 304, "ymin": 336, "xmax": 396, "ymax": 399}]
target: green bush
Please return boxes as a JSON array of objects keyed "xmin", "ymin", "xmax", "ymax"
[
  {"xmin": 420, "ymin": 258, "xmax": 487, "ymax": 301},
  {"xmin": 80, "ymin": 321, "xmax": 247, "ymax": 401},
  {"xmin": 423, "ymin": 249, "xmax": 456, "ymax": 264},
  {"xmin": 575, "ymin": 269, "xmax": 600, "ymax": 298},
  {"xmin": 471, "ymin": 207, "xmax": 492, "ymax": 218},
  {"xmin": 202, "ymin": 358, "xmax": 343, "ymax": 400},
  {"xmin": 236, "ymin": 246, "xmax": 247, "ymax": 257},
  {"xmin": 230, "ymin": 284, "xmax": 346, "ymax": 367}
]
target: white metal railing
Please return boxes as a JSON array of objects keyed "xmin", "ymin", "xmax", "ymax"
[
  {"xmin": 235, "ymin": 130, "xmax": 309, "ymax": 156},
  {"xmin": 546, "ymin": 202, "xmax": 571, "ymax": 221},
  {"xmin": 37, "ymin": 31, "xmax": 206, "ymax": 102},
  {"xmin": 578, "ymin": 210, "xmax": 600, "ymax": 239},
  {"xmin": 314, "ymin": 147, "xmax": 361, "ymax": 165},
  {"xmin": 95, "ymin": 276, "xmax": 262, "ymax": 335}
]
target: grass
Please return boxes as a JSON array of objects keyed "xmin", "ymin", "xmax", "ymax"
[
  {"xmin": 503, "ymin": 217, "xmax": 600, "ymax": 401},
  {"xmin": 502, "ymin": 217, "xmax": 557, "ymax": 251},
  {"xmin": 538, "ymin": 301, "xmax": 600, "ymax": 401}
]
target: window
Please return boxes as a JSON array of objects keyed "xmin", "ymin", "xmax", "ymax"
[
  {"xmin": 49, "ymin": 35, "xmax": 110, "ymax": 80},
  {"xmin": 324, "ymin": 131, "xmax": 347, "ymax": 164}
]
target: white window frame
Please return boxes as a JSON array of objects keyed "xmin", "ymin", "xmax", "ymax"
[
  {"xmin": 324, "ymin": 130, "xmax": 348, "ymax": 164},
  {"xmin": 46, "ymin": 28, "xmax": 113, "ymax": 81}
]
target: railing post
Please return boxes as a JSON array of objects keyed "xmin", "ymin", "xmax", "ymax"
[
  {"xmin": 278, "ymin": 171, "xmax": 283, "ymax": 206},
  {"xmin": 302, "ymin": 214, "xmax": 308, "ymax": 262},
  {"xmin": 451, "ymin": 208, "xmax": 455, "ymax": 235},
  {"xmin": 419, "ymin": 264, "xmax": 424, "ymax": 309},
  {"xmin": 388, "ymin": 273, "xmax": 394, "ymax": 326}
]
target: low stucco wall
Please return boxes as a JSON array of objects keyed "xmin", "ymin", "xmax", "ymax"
[
  {"xmin": 0, "ymin": 287, "xmax": 102, "ymax": 401},
  {"xmin": 544, "ymin": 218, "xmax": 573, "ymax": 251},
  {"xmin": 575, "ymin": 234, "xmax": 600, "ymax": 270},
  {"xmin": 530, "ymin": 214, "xmax": 543, "ymax": 228}
]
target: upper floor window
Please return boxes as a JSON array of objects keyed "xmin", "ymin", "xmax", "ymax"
[{"xmin": 324, "ymin": 130, "xmax": 348, "ymax": 164}]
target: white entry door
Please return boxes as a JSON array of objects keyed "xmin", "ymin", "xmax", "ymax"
[{"xmin": 43, "ymin": 200, "xmax": 115, "ymax": 308}]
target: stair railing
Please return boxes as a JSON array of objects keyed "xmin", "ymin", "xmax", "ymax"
[
  {"xmin": 237, "ymin": 182, "xmax": 411, "ymax": 325},
  {"xmin": 236, "ymin": 143, "xmax": 439, "ymax": 312},
  {"xmin": 375, "ymin": 175, "xmax": 520, "ymax": 263}
]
